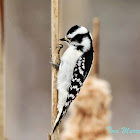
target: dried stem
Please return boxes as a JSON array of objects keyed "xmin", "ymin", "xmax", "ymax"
[
  {"xmin": 51, "ymin": 0, "xmax": 60, "ymax": 139},
  {"xmin": 90, "ymin": 17, "xmax": 100, "ymax": 77},
  {"xmin": 0, "ymin": 0, "xmax": 4, "ymax": 139}
]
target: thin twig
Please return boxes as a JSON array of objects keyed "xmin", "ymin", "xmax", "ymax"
[
  {"xmin": 0, "ymin": 0, "xmax": 4, "ymax": 139},
  {"xmin": 51, "ymin": 0, "xmax": 60, "ymax": 140},
  {"xmin": 90, "ymin": 17, "xmax": 100, "ymax": 77}
]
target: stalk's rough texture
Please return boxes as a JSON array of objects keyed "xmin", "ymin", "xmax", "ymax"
[{"xmin": 51, "ymin": 0, "xmax": 60, "ymax": 139}]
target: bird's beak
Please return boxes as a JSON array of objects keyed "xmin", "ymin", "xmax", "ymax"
[
  {"xmin": 60, "ymin": 37, "xmax": 70, "ymax": 43},
  {"xmin": 59, "ymin": 38, "xmax": 66, "ymax": 41}
]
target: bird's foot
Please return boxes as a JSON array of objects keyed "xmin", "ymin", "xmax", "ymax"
[
  {"xmin": 57, "ymin": 44, "xmax": 63, "ymax": 55},
  {"xmin": 50, "ymin": 62, "xmax": 59, "ymax": 70},
  {"xmin": 50, "ymin": 44, "xmax": 63, "ymax": 70}
]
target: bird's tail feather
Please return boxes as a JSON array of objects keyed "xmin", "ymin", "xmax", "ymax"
[
  {"xmin": 52, "ymin": 95, "xmax": 72, "ymax": 133},
  {"xmin": 52, "ymin": 102, "xmax": 70, "ymax": 133},
  {"xmin": 52, "ymin": 111, "xmax": 63, "ymax": 133}
]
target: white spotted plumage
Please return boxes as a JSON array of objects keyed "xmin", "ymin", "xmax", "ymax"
[{"xmin": 52, "ymin": 25, "xmax": 94, "ymax": 133}]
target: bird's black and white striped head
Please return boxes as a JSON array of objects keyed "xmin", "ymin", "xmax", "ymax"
[{"xmin": 60, "ymin": 25, "xmax": 92, "ymax": 52}]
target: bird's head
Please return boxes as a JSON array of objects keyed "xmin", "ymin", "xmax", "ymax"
[{"xmin": 60, "ymin": 25, "xmax": 92, "ymax": 52}]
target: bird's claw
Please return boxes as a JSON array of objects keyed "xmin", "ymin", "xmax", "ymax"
[
  {"xmin": 57, "ymin": 44, "xmax": 63, "ymax": 49},
  {"xmin": 57, "ymin": 44, "xmax": 63, "ymax": 54},
  {"xmin": 50, "ymin": 62, "xmax": 59, "ymax": 70},
  {"xmin": 50, "ymin": 44, "xmax": 63, "ymax": 50}
]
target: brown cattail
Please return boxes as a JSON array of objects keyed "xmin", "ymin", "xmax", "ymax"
[{"xmin": 60, "ymin": 77, "xmax": 112, "ymax": 140}]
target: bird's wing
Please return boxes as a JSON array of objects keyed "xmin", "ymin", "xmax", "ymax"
[{"xmin": 67, "ymin": 50, "xmax": 93, "ymax": 102}]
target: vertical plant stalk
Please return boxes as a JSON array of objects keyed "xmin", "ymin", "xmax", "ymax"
[
  {"xmin": 0, "ymin": 0, "xmax": 4, "ymax": 139},
  {"xmin": 90, "ymin": 17, "xmax": 100, "ymax": 77},
  {"xmin": 50, "ymin": 0, "xmax": 60, "ymax": 140}
]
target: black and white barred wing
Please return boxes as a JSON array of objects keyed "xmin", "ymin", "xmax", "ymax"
[{"xmin": 67, "ymin": 53, "xmax": 92, "ymax": 102}]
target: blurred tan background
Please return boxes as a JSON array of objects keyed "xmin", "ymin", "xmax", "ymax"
[{"xmin": 4, "ymin": 0, "xmax": 140, "ymax": 140}]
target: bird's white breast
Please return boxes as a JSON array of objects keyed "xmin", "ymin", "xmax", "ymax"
[
  {"xmin": 56, "ymin": 45, "xmax": 83, "ymax": 111},
  {"xmin": 57, "ymin": 45, "xmax": 83, "ymax": 91}
]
